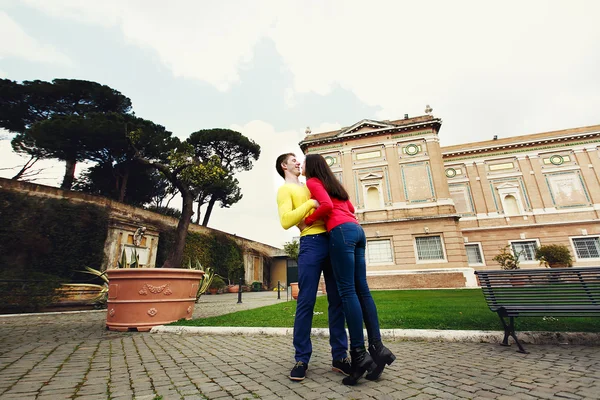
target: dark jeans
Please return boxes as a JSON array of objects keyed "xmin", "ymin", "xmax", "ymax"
[
  {"xmin": 329, "ymin": 222, "xmax": 381, "ymax": 349},
  {"xmin": 294, "ymin": 233, "xmax": 348, "ymax": 363}
]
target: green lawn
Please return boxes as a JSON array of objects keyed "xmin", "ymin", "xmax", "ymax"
[{"xmin": 171, "ymin": 289, "xmax": 600, "ymax": 332}]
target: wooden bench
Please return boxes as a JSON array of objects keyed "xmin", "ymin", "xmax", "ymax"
[{"xmin": 474, "ymin": 267, "xmax": 600, "ymax": 353}]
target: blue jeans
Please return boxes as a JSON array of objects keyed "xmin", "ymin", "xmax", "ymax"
[
  {"xmin": 294, "ymin": 233, "xmax": 348, "ymax": 363},
  {"xmin": 329, "ymin": 222, "xmax": 381, "ymax": 349}
]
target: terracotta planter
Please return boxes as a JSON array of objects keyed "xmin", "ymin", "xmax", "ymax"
[
  {"xmin": 228, "ymin": 285, "xmax": 240, "ymax": 293},
  {"xmin": 290, "ymin": 282, "xmax": 299, "ymax": 300},
  {"xmin": 106, "ymin": 268, "xmax": 204, "ymax": 332},
  {"xmin": 209, "ymin": 288, "xmax": 218, "ymax": 295}
]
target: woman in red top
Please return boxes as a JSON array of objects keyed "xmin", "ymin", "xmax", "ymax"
[{"xmin": 302, "ymin": 154, "xmax": 396, "ymax": 386}]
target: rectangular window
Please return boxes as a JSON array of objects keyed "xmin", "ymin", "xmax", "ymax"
[
  {"xmin": 511, "ymin": 241, "xmax": 537, "ymax": 262},
  {"xmin": 572, "ymin": 237, "xmax": 600, "ymax": 259},
  {"xmin": 465, "ymin": 244, "xmax": 483, "ymax": 265},
  {"xmin": 367, "ymin": 240, "xmax": 393, "ymax": 264},
  {"xmin": 356, "ymin": 150, "xmax": 382, "ymax": 160},
  {"xmin": 415, "ymin": 236, "xmax": 444, "ymax": 261}
]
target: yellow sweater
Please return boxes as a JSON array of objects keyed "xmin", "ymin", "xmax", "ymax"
[{"xmin": 276, "ymin": 182, "xmax": 326, "ymax": 236}]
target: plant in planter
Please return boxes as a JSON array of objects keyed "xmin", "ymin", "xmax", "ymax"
[
  {"xmin": 493, "ymin": 245, "xmax": 522, "ymax": 270},
  {"xmin": 105, "ymin": 246, "xmax": 208, "ymax": 331},
  {"xmin": 191, "ymin": 259, "xmax": 215, "ymax": 301},
  {"xmin": 535, "ymin": 244, "xmax": 573, "ymax": 268},
  {"xmin": 209, "ymin": 276, "xmax": 226, "ymax": 294},
  {"xmin": 100, "ymin": 122, "xmax": 229, "ymax": 331},
  {"xmin": 251, "ymin": 281, "xmax": 263, "ymax": 292}
]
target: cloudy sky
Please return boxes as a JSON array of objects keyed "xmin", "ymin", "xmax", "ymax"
[{"xmin": 1, "ymin": 0, "xmax": 599, "ymax": 247}]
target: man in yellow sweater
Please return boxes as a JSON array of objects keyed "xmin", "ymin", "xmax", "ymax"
[{"xmin": 275, "ymin": 152, "xmax": 349, "ymax": 381}]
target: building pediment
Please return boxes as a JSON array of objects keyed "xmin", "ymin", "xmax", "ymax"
[
  {"xmin": 496, "ymin": 182, "xmax": 520, "ymax": 189},
  {"xmin": 359, "ymin": 173, "xmax": 383, "ymax": 181},
  {"xmin": 339, "ymin": 119, "xmax": 397, "ymax": 136}
]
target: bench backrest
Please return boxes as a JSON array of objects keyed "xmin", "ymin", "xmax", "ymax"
[{"xmin": 475, "ymin": 267, "xmax": 600, "ymax": 314}]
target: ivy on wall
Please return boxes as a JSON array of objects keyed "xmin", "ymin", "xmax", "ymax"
[
  {"xmin": 0, "ymin": 190, "xmax": 109, "ymax": 280},
  {"xmin": 157, "ymin": 230, "xmax": 244, "ymax": 283}
]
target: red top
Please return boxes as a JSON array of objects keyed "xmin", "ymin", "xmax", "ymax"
[{"xmin": 304, "ymin": 177, "xmax": 358, "ymax": 231}]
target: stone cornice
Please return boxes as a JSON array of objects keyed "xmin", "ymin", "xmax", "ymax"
[
  {"xmin": 442, "ymin": 130, "xmax": 600, "ymax": 160},
  {"xmin": 300, "ymin": 118, "xmax": 442, "ymax": 152}
]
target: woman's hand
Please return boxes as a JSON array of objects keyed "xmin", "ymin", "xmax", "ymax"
[
  {"xmin": 312, "ymin": 199, "xmax": 320, "ymax": 208},
  {"xmin": 297, "ymin": 220, "xmax": 308, "ymax": 231}
]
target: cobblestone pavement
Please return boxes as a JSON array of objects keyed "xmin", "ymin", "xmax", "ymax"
[{"xmin": 1, "ymin": 294, "xmax": 599, "ymax": 399}]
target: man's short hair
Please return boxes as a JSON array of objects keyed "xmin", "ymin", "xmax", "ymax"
[{"xmin": 275, "ymin": 153, "xmax": 295, "ymax": 178}]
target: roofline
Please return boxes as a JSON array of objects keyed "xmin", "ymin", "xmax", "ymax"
[
  {"xmin": 442, "ymin": 129, "xmax": 600, "ymax": 158},
  {"xmin": 299, "ymin": 118, "xmax": 442, "ymax": 151}
]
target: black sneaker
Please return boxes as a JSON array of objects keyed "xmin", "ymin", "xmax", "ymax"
[
  {"xmin": 289, "ymin": 361, "xmax": 308, "ymax": 381},
  {"xmin": 332, "ymin": 356, "xmax": 352, "ymax": 376}
]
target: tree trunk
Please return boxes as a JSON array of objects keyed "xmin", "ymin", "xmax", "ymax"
[
  {"xmin": 61, "ymin": 159, "xmax": 77, "ymax": 190},
  {"xmin": 162, "ymin": 190, "xmax": 194, "ymax": 268},
  {"xmin": 118, "ymin": 168, "xmax": 130, "ymax": 202},
  {"xmin": 195, "ymin": 201, "xmax": 202, "ymax": 224},
  {"xmin": 202, "ymin": 196, "xmax": 217, "ymax": 226}
]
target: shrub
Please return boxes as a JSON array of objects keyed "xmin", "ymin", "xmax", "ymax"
[
  {"xmin": 535, "ymin": 244, "xmax": 573, "ymax": 268},
  {"xmin": 251, "ymin": 281, "xmax": 262, "ymax": 292},
  {"xmin": 0, "ymin": 190, "xmax": 108, "ymax": 280},
  {"xmin": 157, "ymin": 230, "xmax": 244, "ymax": 282},
  {"xmin": 492, "ymin": 245, "xmax": 521, "ymax": 270},
  {"xmin": 0, "ymin": 271, "xmax": 62, "ymax": 313},
  {"xmin": 209, "ymin": 275, "xmax": 226, "ymax": 290}
]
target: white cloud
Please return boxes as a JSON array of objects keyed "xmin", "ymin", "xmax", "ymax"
[
  {"xmin": 0, "ymin": 11, "xmax": 73, "ymax": 66},
  {"xmin": 17, "ymin": 0, "xmax": 600, "ymax": 144},
  {"xmin": 20, "ymin": 0, "xmax": 277, "ymax": 91}
]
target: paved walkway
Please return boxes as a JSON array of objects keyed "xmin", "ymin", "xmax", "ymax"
[{"xmin": 0, "ymin": 292, "xmax": 599, "ymax": 399}]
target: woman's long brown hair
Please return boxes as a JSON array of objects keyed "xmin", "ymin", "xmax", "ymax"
[{"xmin": 304, "ymin": 154, "xmax": 349, "ymax": 200}]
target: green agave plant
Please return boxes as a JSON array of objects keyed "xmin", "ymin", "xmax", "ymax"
[
  {"xmin": 77, "ymin": 266, "xmax": 109, "ymax": 304},
  {"xmin": 118, "ymin": 248, "xmax": 141, "ymax": 268},
  {"xmin": 187, "ymin": 258, "xmax": 216, "ymax": 301}
]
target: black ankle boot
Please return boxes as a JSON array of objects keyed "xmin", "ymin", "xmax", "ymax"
[
  {"xmin": 342, "ymin": 347, "xmax": 376, "ymax": 386},
  {"xmin": 365, "ymin": 340, "xmax": 396, "ymax": 381}
]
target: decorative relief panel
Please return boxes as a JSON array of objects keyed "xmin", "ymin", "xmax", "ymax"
[
  {"xmin": 444, "ymin": 164, "xmax": 467, "ymax": 179},
  {"xmin": 321, "ymin": 151, "xmax": 342, "ymax": 168},
  {"xmin": 400, "ymin": 162, "xmax": 436, "ymax": 203},
  {"xmin": 139, "ymin": 283, "xmax": 172, "ymax": 296},
  {"xmin": 398, "ymin": 140, "xmax": 428, "ymax": 160},
  {"xmin": 539, "ymin": 151, "xmax": 576, "ymax": 168},
  {"xmin": 544, "ymin": 171, "xmax": 591, "ymax": 208},
  {"xmin": 449, "ymin": 183, "xmax": 475, "ymax": 215},
  {"xmin": 487, "ymin": 158, "xmax": 519, "ymax": 174},
  {"xmin": 353, "ymin": 145, "xmax": 386, "ymax": 164}
]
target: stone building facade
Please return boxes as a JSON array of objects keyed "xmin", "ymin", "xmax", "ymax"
[{"xmin": 299, "ymin": 115, "xmax": 600, "ymax": 288}]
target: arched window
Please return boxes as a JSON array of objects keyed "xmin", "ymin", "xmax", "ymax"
[
  {"xmin": 366, "ymin": 186, "xmax": 380, "ymax": 210},
  {"xmin": 504, "ymin": 194, "xmax": 519, "ymax": 216}
]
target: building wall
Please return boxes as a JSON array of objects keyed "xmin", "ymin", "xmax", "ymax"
[
  {"xmin": 270, "ymin": 258, "xmax": 287, "ymax": 289},
  {"xmin": 301, "ymin": 117, "xmax": 600, "ymax": 288}
]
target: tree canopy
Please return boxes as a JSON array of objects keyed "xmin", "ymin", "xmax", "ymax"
[
  {"xmin": 4, "ymin": 79, "xmax": 132, "ymax": 189},
  {"xmin": 129, "ymin": 131, "xmax": 227, "ymax": 268},
  {"xmin": 187, "ymin": 128, "xmax": 260, "ymax": 226}
]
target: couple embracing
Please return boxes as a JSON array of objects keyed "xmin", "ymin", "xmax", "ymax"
[{"xmin": 275, "ymin": 153, "xmax": 395, "ymax": 386}]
